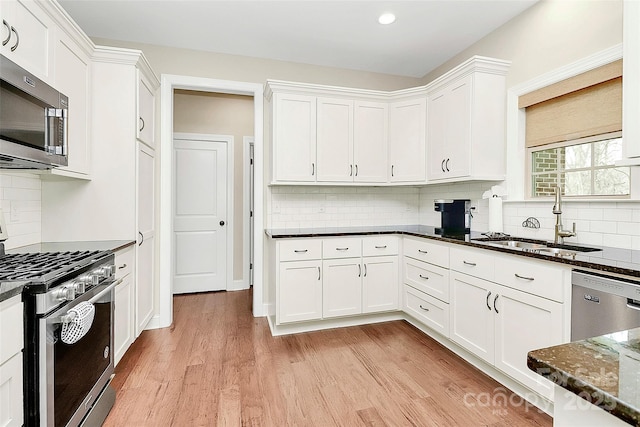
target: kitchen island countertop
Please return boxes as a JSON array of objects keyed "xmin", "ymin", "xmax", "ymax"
[{"xmin": 528, "ymin": 328, "xmax": 640, "ymax": 426}]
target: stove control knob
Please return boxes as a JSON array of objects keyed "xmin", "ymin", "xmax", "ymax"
[
  {"xmin": 73, "ymin": 280, "xmax": 86, "ymax": 294},
  {"xmin": 78, "ymin": 274, "xmax": 94, "ymax": 287},
  {"xmin": 54, "ymin": 285, "xmax": 75, "ymax": 302}
]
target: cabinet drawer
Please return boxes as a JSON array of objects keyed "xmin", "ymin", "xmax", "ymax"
[
  {"xmin": 115, "ymin": 246, "xmax": 135, "ymax": 279},
  {"xmin": 279, "ymin": 239, "xmax": 322, "ymax": 261},
  {"xmin": 450, "ymin": 246, "xmax": 495, "ymax": 281},
  {"xmin": 404, "ymin": 257, "xmax": 449, "ymax": 302},
  {"xmin": 362, "ymin": 236, "xmax": 399, "ymax": 256},
  {"xmin": 0, "ymin": 296, "xmax": 23, "ymax": 364},
  {"xmin": 403, "ymin": 237, "xmax": 449, "ymax": 267},
  {"xmin": 494, "ymin": 254, "xmax": 566, "ymax": 303},
  {"xmin": 404, "ymin": 285, "xmax": 450, "ymax": 337},
  {"xmin": 323, "ymin": 238, "xmax": 362, "ymax": 259}
]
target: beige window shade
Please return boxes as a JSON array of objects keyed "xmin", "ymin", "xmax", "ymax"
[
  {"xmin": 519, "ymin": 59, "xmax": 622, "ymax": 109},
  {"xmin": 524, "ymin": 76, "xmax": 622, "ymax": 148}
]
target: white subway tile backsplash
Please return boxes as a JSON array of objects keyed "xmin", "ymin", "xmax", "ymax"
[{"xmin": 0, "ymin": 172, "xmax": 42, "ymax": 249}]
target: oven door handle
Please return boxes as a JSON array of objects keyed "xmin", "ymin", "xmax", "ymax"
[{"xmin": 55, "ymin": 279, "xmax": 121, "ymax": 324}]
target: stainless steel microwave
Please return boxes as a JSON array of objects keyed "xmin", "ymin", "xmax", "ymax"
[{"xmin": 0, "ymin": 54, "xmax": 68, "ymax": 169}]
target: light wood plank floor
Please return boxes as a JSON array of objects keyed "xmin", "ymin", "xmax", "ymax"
[{"xmin": 105, "ymin": 290, "xmax": 552, "ymax": 426}]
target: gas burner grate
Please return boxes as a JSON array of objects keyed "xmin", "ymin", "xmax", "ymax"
[{"xmin": 0, "ymin": 250, "xmax": 104, "ymax": 281}]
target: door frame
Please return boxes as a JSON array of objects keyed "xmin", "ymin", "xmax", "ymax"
[
  {"xmin": 156, "ymin": 75, "xmax": 264, "ymax": 329},
  {"xmin": 243, "ymin": 136, "xmax": 255, "ymax": 289},
  {"xmin": 172, "ymin": 132, "xmax": 234, "ymax": 293}
]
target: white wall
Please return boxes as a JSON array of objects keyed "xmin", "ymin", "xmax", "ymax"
[{"xmin": 0, "ymin": 172, "xmax": 41, "ymax": 249}]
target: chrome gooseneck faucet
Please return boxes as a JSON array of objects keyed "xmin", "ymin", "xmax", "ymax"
[{"xmin": 553, "ymin": 185, "xmax": 576, "ymax": 244}]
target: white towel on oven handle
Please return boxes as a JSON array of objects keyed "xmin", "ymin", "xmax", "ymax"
[{"xmin": 61, "ymin": 302, "xmax": 95, "ymax": 344}]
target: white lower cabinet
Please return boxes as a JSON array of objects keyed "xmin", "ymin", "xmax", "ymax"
[
  {"xmin": 278, "ymin": 260, "xmax": 323, "ymax": 324},
  {"xmin": 450, "ymin": 271, "xmax": 563, "ymax": 400},
  {"xmin": 363, "ymin": 256, "xmax": 399, "ymax": 313},
  {"xmin": 114, "ymin": 246, "xmax": 135, "ymax": 366},
  {"xmin": 404, "ymin": 284, "xmax": 450, "ymax": 337},
  {"xmin": 323, "ymin": 257, "xmax": 362, "ymax": 318},
  {"xmin": 0, "ymin": 295, "xmax": 23, "ymax": 427}
]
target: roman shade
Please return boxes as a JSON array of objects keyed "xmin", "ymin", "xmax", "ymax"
[{"xmin": 521, "ymin": 60, "xmax": 622, "ymax": 148}]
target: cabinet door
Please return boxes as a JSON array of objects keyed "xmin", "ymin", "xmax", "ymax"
[
  {"xmin": 493, "ymin": 285, "xmax": 564, "ymax": 400},
  {"xmin": 427, "ymin": 89, "xmax": 448, "ymax": 180},
  {"xmin": 449, "ymin": 271, "xmax": 495, "ymax": 364},
  {"xmin": 0, "ymin": 353, "xmax": 23, "ymax": 427},
  {"xmin": 362, "ymin": 256, "xmax": 398, "ymax": 313},
  {"xmin": 445, "ymin": 76, "xmax": 471, "ymax": 178},
  {"xmin": 0, "ymin": 0, "xmax": 53, "ymax": 82},
  {"xmin": 317, "ymin": 97, "xmax": 353, "ymax": 182},
  {"xmin": 54, "ymin": 31, "xmax": 91, "ymax": 175},
  {"xmin": 137, "ymin": 72, "xmax": 155, "ymax": 148},
  {"xmin": 136, "ymin": 143, "xmax": 155, "ymax": 335},
  {"xmin": 114, "ymin": 274, "xmax": 134, "ymax": 366},
  {"xmin": 323, "ymin": 258, "xmax": 362, "ymax": 318},
  {"xmin": 354, "ymin": 101, "xmax": 388, "ymax": 182},
  {"xmin": 388, "ymin": 98, "xmax": 426, "ymax": 182},
  {"xmin": 278, "ymin": 260, "xmax": 322, "ymax": 324},
  {"xmin": 273, "ymin": 93, "xmax": 317, "ymax": 182}
]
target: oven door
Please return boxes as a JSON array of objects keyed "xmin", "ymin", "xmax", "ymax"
[{"xmin": 40, "ymin": 280, "xmax": 118, "ymax": 427}]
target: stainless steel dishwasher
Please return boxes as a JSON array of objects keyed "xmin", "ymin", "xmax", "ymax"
[{"xmin": 572, "ymin": 269, "xmax": 640, "ymax": 341}]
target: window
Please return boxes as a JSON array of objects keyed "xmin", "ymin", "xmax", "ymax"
[
  {"xmin": 530, "ymin": 133, "xmax": 630, "ymax": 197},
  {"xmin": 520, "ymin": 60, "xmax": 625, "ymax": 198}
]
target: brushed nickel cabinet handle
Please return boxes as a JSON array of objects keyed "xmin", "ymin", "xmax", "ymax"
[
  {"xmin": 139, "ymin": 117, "xmax": 145, "ymax": 132},
  {"xmin": 486, "ymin": 291, "xmax": 492, "ymax": 310},
  {"xmin": 336, "ymin": 247, "xmax": 349, "ymax": 251},
  {"xmin": 445, "ymin": 158, "xmax": 450, "ymax": 172},
  {"xmin": 391, "ymin": 165, "xmax": 394, "ymax": 177},
  {"xmin": 419, "ymin": 274, "xmax": 429, "ymax": 280},
  {"xmin": 364, "ymin": 264, "xmax": 367, "ymax": 277},
  {"xmin": 375, "ymin": 245, "xmax": 387, "ymax": 249},
  {"xmin": 294, "ymin": 249, "xmax": 308, "ymax": 253},
  {"xmin": 515, "ymin": 273, "xmax": 535, "ymax": 281},
  {"xmin": 463, "ymin": 261, "xmax": 477, "ymax": 266},
  {"xmin": 350, "ymin": 165, "xmax": 353, "ymax": 176},
  {"xmin": 494, "ymin": 294, "xmax": 500, "ymax": 314},
  {"xmin": 2, "ymin": 20, "xmax": 10, "ymax": 46},
  {"xmin": 312, "ymin": 163, "xmax": 315, "ymax": 176},
  {"xmin": 418, "ymin": 249, "xmax": 428, "ymax": 254},
  {"xmin": 419, "ymin": 305, "xmax": 430, "ymax": 312},
  {"xmin": 441, "ymin": 159, "xmax": 445, "ymax": 172},
  {"xmin": 10, "ymin": 26, "xmax": 18, "ymax": 51},
  {"xmin": 317, "ymin": 267, "xmax": 321, "ymax": 280},
  {"xmin": 355, "ymin": 164, "xmax": 358, "ymax": 176},
  {"xmin": 358, "ymin": 264, "xmax": 361, "ymax": 277},
  {"xmin": 118, "ymin": 264, "xmax": 127, "ymax": 269}
]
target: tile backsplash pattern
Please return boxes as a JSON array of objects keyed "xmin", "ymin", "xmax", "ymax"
[
  {"xmin": 269, "ymin": 181, "xmax": 640, "ymax": 251},
  {"xmin": 268, "ymin": 186, "xmax": 421, "ymax": 229},
  {"xmin": 0, "ymin": 172, "xmax": 42, "ymax": 249}
]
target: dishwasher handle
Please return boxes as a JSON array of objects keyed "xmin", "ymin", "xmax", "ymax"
[{"xmin": 627, "ymin": 299, "xmax": 640, "ymax": 311}]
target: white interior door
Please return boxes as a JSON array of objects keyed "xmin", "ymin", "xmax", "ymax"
[{"xmin": 173, "ymin": 136, "xmax": 228, "ymax": 294}]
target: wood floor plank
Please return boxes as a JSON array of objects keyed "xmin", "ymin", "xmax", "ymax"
[{"xmin": 105, "ymin": 290, "xmax": 552, "ymax": 427}]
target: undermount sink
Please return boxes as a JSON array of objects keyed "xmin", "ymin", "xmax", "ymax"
[{"xmin": 472, "ymin": 237, "xmax": 602, "ymax": 255}]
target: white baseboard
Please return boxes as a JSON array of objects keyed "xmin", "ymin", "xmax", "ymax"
[
  {"xmin": 268, "ymin": 311, "xmax": 404, "ymax": 336},
  {"xmin": 143, "ymin": 314, "xmax": 164, "ymax": 330}
]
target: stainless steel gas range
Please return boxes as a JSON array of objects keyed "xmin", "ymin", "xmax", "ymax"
[{"xmin": 0, "ymin": 249, "xmax": 118, "ymax": 427}]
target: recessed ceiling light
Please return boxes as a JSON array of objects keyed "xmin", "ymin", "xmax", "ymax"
[{"xmin": 378, "ymin": 13, "xmax": 396, "ymax": 25}]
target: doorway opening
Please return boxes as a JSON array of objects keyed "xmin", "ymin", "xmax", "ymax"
[{"xmin": 155, "ymin": 75, "xmax": 264, "ymax": 330}]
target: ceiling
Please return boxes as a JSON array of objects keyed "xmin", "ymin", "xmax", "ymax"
[{"xmin": 58, "ymin": 0, "xmax": 537, "ymax": 78}]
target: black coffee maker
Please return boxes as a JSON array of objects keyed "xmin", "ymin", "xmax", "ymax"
[{"xmin": 434, "ymin": 199, "xmax": 471, "ymax": 235}]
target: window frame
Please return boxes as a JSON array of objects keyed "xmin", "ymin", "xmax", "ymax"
[{"xmin": 526, "ymin": 131, "xmax": 630, "ymax": 200}]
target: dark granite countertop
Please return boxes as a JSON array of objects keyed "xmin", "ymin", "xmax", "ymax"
[
  {"xmin": 0, "ymin": 240, "xmax": 135, "ymax": 301},
  {"xmin": 528, "ymin": 328, "xmax": 640, "ymax": 426},
  {"xmin": 265, "ymin": 225, "xmax": 640, "ymax": 278},
  {"xmin": 0, "ymin": 280, "xmax": 28, "ymax": 303},
  {"xmin": 7, "ymin": 240, "xmax": 135, "ymax": 254}
]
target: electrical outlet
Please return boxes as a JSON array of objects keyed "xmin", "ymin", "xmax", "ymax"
[
  {"xmin": 10, "ymin": 204, "xmax": 19, "ymax": 222},
  {"xmin": 317, "ymin": 206, "xmax": 325, "ymax": 213}
]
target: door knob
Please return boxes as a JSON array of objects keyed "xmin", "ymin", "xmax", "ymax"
[{"xmin": 220, "ymin": 220, "xmax": 225, "ymax": 226}]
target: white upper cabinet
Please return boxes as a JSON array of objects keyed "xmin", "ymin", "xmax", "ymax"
[
  {"xmin": 52, "ymin": 29, "xmax": 92, "ymax": 177},
  {"xmin": 622, "ymin": 1, "xmax": 640, "ymax": 161},
  {"xmin": 0, "ymin": 0, "xmax": 54, "ymax": 83},
  {"xmin": 316, "ymin": 98, "xmax": 388, "ymax": 183},
  {"xmin": 388, "ymin": 97, "xmax": 426, "ymax": 183},
  {"xmin": 137, "ymin": 71, "xmax": 155, "ymax": 148},
  {"xmin": 426, "ymin": 56, "xmax": 510, "ymax": 183},
  {"xmin": 353, "ymin": 101, "xmax": 388, "ymax": 183},
  {"xmin": 272, "ymin": 92, "xmax": 317, "ymax": 182},
  {"xmin": 317, "ymin": 97, "xmax": 353, "ymax": 182}
]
